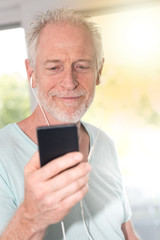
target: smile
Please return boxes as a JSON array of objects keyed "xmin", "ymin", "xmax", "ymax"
[{"xmin": 59, "ymin": 96, "xmax": 81, "ymax": 99}]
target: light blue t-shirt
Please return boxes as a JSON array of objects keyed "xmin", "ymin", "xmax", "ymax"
[{"xmin": 0, "ymin": 123, "xmax": 131, "ymax": 239}]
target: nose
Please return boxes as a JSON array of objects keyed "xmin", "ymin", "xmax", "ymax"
[{"xmin": 60, "ymin": 67, "xmax": 78, "ymax": 90}]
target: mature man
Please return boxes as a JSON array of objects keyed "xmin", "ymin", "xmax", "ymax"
[{"xmin": 0, "ymin": 8, "xmax": 139, "ymax": 240}]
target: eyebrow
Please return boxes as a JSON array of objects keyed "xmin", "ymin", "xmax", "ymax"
[
  {"xmin": 44, "ymin": 59, "xmax": 93, "ymax": 65},
  {"xmin": 74, "ymin": 59, "xmax": 94, "ymax": 66},
  {"xmin": 75, "ymin": 59, "xmax": 92, "ymax": 62},
  {"xmin": 44, "ymin": 59, "xmax": 62, "ymax": 65}
]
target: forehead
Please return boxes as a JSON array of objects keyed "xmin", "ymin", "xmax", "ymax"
[{"xmin": 36, "ymin": 22, "xmax": 95, "ymax": 59}]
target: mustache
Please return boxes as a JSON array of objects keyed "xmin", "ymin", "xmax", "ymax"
[{"xmin": 48, "ymin": 89, "xmax": 87, "ymax": 98}]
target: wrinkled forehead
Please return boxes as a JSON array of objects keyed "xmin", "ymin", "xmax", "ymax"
[
  {"xmin": 36, "ymin": 22, "xmax": 96, "ymax": 58},
  {"xmin": 39, "ymin": 21, "xmax": 93, "ymax": 41}
]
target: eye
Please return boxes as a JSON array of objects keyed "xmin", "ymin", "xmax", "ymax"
[
  {"xmin": 74, "ymin": 63, "xmax": 90, "ymax": 72},
  {"xmin": 79, "ymin": 65, "xmax": 89, "ymax": 69},
  {"xmin": 51, "ymin": 67, "xmax": 58, "ymax": 70},
  {"xmin": 48, "ymin": 65, "xmax": 63, "ymax": 72}
]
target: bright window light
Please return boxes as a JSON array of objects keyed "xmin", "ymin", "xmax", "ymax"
[
  {"xmin": 0, "ymin": 27, "xmax": 30, "ymax": 127},
  {"xmin": 0, "ymin": 28, "xmax": 27, "ymax": 77},
  {"xmin": 82, "ymin": 5, "xmax": 160, "ymax": 240}
]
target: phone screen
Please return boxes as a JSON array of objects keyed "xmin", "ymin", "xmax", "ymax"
[{"xmin": 37, "ymin": 124, "xmax": 79, "ymax": 167}]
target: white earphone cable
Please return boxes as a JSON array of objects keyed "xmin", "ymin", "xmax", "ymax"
[
  {"xmin": 80, "ymin": 200, "xmax": 93, "ymax": 240},
  {"xmin": 30, "ymin": 78, "xmax": 66, "ymax": 240},
  {"xmin": 61, "ymin": 221, "xmax": 66, "ymax": 240},
  {"xmin": 80, "ymin": 83, "xmax": 104, "ymax": 240}
]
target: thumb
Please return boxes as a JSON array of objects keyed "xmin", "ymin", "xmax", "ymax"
[{"xmin": 25, "ymin": 151, "xmax": 40, "ymax": 175}]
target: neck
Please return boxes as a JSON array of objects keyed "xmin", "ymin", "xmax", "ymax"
[
  {"xmin": 18, "ymin": 106, "xmax": 84, "ymax": 145},
  {"xmin": 18, "ymin": 107, "xmax": 90, "ymax": 161}
]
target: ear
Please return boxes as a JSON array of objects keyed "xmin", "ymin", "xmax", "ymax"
[
  {"xmin": 25, "ymin": 59, "xmax": 36, "ymax": 88},
  {"xmin": 96, "ymin": 58, "xmax": 104, "ymax": 85}
]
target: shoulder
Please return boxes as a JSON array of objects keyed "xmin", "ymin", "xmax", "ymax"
[
  {"xmin": 0, "ymin": 123, "xmax": 17, "ymax": 160},
  {"xmin": 0, "ymin": 123, "xmax": 18, "ymax": 144},
  {"xmin": 0, "ymin": 123, "xmax": 36, "ymax": 163},
  {"xmin": 0, "ymin": 123, "xmax": 15, "ymax": 140}
]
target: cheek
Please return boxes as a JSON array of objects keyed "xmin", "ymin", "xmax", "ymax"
[
  {"xmin": 36, "ymin": 77, "xmax": 57, "ymax": 96},
  {"xmin": 89, "ymin": 85, "xmax": 96, "ymax": 100},
  {"xmin": 82, "ymin": 73, "xmax": 96, "ymax": 95},
  {"xmin": 82, "ymin": 81, "xmax": 96, "ymax": 104},
  {"xmin": 35, "ymin": 65, "xmax": 55, "ymax": 90}
]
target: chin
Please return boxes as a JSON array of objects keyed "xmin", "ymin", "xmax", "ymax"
[{"xmin": 51, "ymin": 111, "xmax": 84, "ymax": 124}]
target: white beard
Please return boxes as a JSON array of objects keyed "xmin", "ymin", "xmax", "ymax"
[{"xmin": 35, "ymin": 87, "xmax": 94, "ymax": 123}]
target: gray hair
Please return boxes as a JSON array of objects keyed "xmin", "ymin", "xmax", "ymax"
[{"xmin": 25, "ymin": 8, "xmax": 104, "ymax": 70}]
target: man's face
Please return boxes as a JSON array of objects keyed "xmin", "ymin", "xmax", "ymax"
[{"xmin": 33, "ymin": 23, "xmax": 100, "ymax": 123}]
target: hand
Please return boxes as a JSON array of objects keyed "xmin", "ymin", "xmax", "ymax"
[{"xmin": 21, "ymin": 151, "xmax": 91, "ymax": 234}]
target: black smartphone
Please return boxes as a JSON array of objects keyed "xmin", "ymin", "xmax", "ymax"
[{"xmin": 37, "ymin": 124, "xmax": 79, "ymax": 167}]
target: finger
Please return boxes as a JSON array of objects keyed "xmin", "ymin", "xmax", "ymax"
[
  {"xmin": 36, "ymin": 152, "xmax": 84, "ymax": 181},
  {"xmin": 56, "ymin": 184, "xmax": 89, "ymax": 212},
  {"xmin": 46, "ymin": 162, "xmax": 91, "ymax": 192},
  {"xmin": 25, "ymin": 151, "xmax": 40, "ymax": 175},
  {"xmin": 54, "ymin": 175, "xmax": 89, "ymax": 202}
]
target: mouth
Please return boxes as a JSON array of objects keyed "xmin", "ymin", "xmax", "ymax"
[
  {"xmin": 49, "ymin": 90, "xmax": 87, "ymax": 105},
  {"xmin": 59, "ymin": 96, "xmax": 81, "ymax": 100},
  {"xmin": 51, "ymin": 95, "xmax": 83, "ymax": 105}
]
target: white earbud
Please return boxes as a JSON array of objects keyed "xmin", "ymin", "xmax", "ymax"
[{"xmin": 30, "ymin": 76, "xmax": 33, "ymax": 88}]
